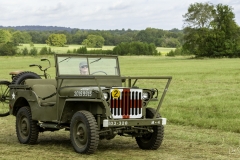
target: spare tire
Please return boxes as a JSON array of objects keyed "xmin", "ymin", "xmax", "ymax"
[{"xmin": 12, "ymin": 71, "xmax": 41, "ymax": 85}]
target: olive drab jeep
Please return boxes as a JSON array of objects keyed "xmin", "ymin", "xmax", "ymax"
[{"xmin": 8, "ymin": 54, "xmax": 172, "ymax": 154}]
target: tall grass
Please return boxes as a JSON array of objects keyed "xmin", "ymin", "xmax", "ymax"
[
  {"xmin": 1, "ymin": 55, "xmax": 240, "ymax": 159},
  {"xmin": 120, "ymin": 56, "xmax": 240, "ymax": 132},
  {"xmin": 0, "ymin": 55, "xmax": 239, "ymax": 133}
]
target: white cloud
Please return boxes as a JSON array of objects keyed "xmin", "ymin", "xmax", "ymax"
[{"xmin": 108, "ymin": 1, "xmax": 131, "ymax": 10}]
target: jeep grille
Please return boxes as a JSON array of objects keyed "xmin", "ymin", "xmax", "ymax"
[{"xmin": 110, "ymin": 88, "xmax": 142, "ymax": 119}]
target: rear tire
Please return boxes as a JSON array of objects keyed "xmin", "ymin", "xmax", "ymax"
[
  {"xmin": 0, "ymin": 80, "xmax": 10, "ymax": 117},
  {"xmin": 136, "ymin": 108, "xmax": 164, "ymax": 150},
  {"xmin": 12, "ymin": 71, "xmax": 41, "ymax": 85},
  {"xmin": 70, "ymin": 110, "xmax": 99, "ymax": 154},
  {"xmin": 16, "ymin": 106, "xmax": 39, "ymax": 144}
]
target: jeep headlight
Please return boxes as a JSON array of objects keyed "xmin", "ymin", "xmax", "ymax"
[
  {"xmin": 103, "ymin": 92, "xmax": 109, "ymax": 100},
  {"xmin": 142, "ymin": 92, "xmax": 149, "ymax": 100}
]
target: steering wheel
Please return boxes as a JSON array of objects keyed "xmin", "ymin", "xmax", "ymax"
[{"xmin": 91, "ymin": 71, "xmax": 107, "ymax": 75}]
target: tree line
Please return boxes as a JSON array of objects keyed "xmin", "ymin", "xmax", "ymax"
[
  {"xmin": 0, "ymin": 27, "xmax": 180, "ymax": 56},
  {"xmin": 4, "ymin": 43, "xmax": 158, "ymax": 56},
  {"xmin": 1, "ymin": 2, "xmax": 240, "ymax": 57},
  {"xmin": 0, "ymin": 27, "xmax": 182, "ymax": 47},
  {"xmin": 0, "ymin": 25, "xmax": 74, "ymax": 31}
]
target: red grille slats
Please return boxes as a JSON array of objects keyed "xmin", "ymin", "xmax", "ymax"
[
  {"xmin": 110, "ymin": 88, "xmax": 142, "ymax": 119},
  {"xmin": 131, "ymin": 92, "xmax": 135, "ymax": 115},
  {"xmin": 139, "ymin": 92, "xmax": 141, "ymax": 114}
]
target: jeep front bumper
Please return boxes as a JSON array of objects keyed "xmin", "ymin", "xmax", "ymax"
[{"xmin": 103, "ymin": 118, "xmax": 166, "ymax": 127}]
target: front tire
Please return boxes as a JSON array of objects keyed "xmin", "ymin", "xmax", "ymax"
[
  {"xmin": 136, "ymin": 108, "xmax": 164, "ymax": 150},
  {"xmin": 70, "ymin": 111, "xmax": 99, "ymax": 154},
  {"xmin": 16, "ymin": 107, "xmax": 39, "ymax": 144}
]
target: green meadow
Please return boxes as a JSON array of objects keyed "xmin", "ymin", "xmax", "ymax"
[
  {"xmin": 0, "ymin": 55, "xmax": 240, "ymax": 159},
  {"xmin": 17, "ymin": 44, "xmax": 174, "ymax": 55},
  {"xmin": 120, "ymin": 56, "xmax": 240, "ymax": 132},
  {"xmin": 18, "ymin": 44, "xmax": 115, "ymax": 53}
]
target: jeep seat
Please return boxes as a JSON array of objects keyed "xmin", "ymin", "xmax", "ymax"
[{"xmin": 32, "ymin": 84, "xmax": 56, "ymax": 106}]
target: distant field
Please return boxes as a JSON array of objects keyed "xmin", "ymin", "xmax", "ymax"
[
  {"xmin": 0, "ymin": 56, "xmax": 240, "ymax": 159},
  {"xmin": 17, "ymin": 44, "xmax": 115, "ymax": 53},
  {"xmin": 17, "ymin": 44, "xmax": 174, "ymax": 55},
  {"xmin": 156, "ymin": 47, "xmax": 175, "ymax": 54},
  {"xmin": 18, "ymin": 44, "xmax": 92, "ymax": 53}
]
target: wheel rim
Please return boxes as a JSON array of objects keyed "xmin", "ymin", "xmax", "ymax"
[
  {"xmin": 74, "ymin": 122, "xmax": 88, "ymax": 148},
  {"xmin": 19, "ymin": 115, "xmax": 30, "ymax": 138},
  {"xmin": 140, "ymin": 133, "xmax": 153, "ymax": 143}
]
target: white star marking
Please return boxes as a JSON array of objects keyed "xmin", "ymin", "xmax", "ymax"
[{"xmin": 12, "ymin": 92, "xmax": 15, "ymax": 99}]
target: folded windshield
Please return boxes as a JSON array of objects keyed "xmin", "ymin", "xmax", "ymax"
[{"xmin": 57, "ymin": 56, "xmax": 120, "ymax": 76}]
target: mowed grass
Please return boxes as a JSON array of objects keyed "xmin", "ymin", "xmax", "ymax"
[
  {"xmin": 0, "ymin": 55, "xmax": 240, "ymax": 159},
  {"xmin": 1, "ymin": 115, "xmax": 240, "ymax": 160}
]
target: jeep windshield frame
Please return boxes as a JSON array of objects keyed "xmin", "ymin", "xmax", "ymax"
[{"xmin": 55, "ymin": 54, "xmax": 121, "ymax": 77}]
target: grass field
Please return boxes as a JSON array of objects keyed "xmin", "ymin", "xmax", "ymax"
[
  {"xmin": 18, "ymin": 44, "xmax": 115, "ymax": 53},
  {"xmin": 17, "ymin": 44, "xmax": 173, "ymax": 55},
  {"xmin": 0, "ymin": 55, "xmax": 240, "ymax": 159},
  {"xmin": 156, "ymin": 47, "xmax": 175, "ymax": 54}
]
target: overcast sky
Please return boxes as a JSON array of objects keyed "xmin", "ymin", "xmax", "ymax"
[{"xmin": 0, "ymin": 0, "xmax": 239, "ymax": 30}]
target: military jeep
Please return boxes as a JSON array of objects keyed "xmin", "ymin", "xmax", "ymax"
[{"xmin": 9, "ymin": 54, "xmax": 172, "ymax": 154}]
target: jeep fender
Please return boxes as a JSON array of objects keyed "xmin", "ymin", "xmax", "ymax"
[
  {"xmin": 59, "ymin": 99, "xmax": 106, "ymax": 123},
  {"xmin": 11, "ymin": 91, "xmax": 57, "ymax": 121}
]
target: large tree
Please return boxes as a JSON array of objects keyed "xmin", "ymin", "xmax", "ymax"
[
  {"xmin": 182, "ymin": 2, "xmax": 240, "ymax": 57},
  {"xmin": 183, "ymin": 2, "xmax": 214, "ymax": 28},
  {"xmin": 0, "ymin": 29, "xmax": 12, "ymax": 44},
  {"xmin": 11, "ymin": 31, "xmax": 25, "ymax": 45},
  {"xmin": 21, "ymin": 31, "xmax": 32, "ymax": 43},
  {"xmin": 46, "ymin": 34, "xmax": 67, "ymax": 47},
  {"xmin": 0, "ymin": 42, "xmax": 18, "ymax": 56},
  {"xmin": 82, "ymin": 35, "xmax": 104, "ymax": 48},
  {"xmin": 135, "ymin": 28, "xmax": 165, "ymax": 44},
  {"xmin": 210, "ymin": 4, "xmax": 240, "ymax": 56},
  {"xmin": 182, "ymin": 2, "xmax": 214, "ymax": 56},
  {"xmin": 72, "ymin": 30, "xmax": 88, "ymax": 44}
]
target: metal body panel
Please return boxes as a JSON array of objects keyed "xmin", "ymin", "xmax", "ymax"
[
  {"xmin": 9, "ymin": 54, "xmax": 172, "ymax": 129},
  {"xmin": 10, "ymin": 89, "xmax": 58, "ymax": 121}
]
